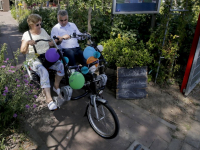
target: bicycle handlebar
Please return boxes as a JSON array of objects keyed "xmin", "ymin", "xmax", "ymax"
[
  {"xmin": 70, "ymin": 32, "xmax": 91, "ymax": 39},
  {"xmin": 35, "ymin": 39, "xmax": 51, "ymax": 43}
]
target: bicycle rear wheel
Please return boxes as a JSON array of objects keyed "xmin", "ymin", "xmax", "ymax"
[{"xmin": 87, "ymin": 102, "xmax": 119, "ymax": 139}]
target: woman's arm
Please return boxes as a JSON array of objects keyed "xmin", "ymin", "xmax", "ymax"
[{"xmin": 20, "ymin": 40, "xmax": 36, "ymax": 54}]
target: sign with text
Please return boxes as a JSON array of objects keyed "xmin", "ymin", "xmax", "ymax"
[
  {"xmin": 116, "ymin": 67, "xmax": 148, "ymax": 99},
  {"xmin": 112, "ymin": 0, "xmax": 161, "ymax": 14}
]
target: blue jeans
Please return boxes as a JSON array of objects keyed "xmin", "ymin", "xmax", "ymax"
[{"xmin": 62, "ymin": 47, "xmax": 86, "ymax": 66}]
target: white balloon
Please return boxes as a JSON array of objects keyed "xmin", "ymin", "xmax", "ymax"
[{"xmin": 97, "ymin": 45, "xmax": 103, "ymax": 52}]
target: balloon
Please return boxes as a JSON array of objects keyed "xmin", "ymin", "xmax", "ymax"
[
  {"xmin": 87, "ymin": 56, "xmax": 98, "ymax": 67},
  {"xmin": 61, "ymin": 57, "xmax": 69, "ymax": 64},
  {"xmin": 81, "ymin": 66, "xmax": 89, "ymax": 74},
  {"xmin": 69, "ymin": 72, "xmax": 85, "ymax": 89},
  {"xmin": 45, "ymin": 48, "xmax": 60, "ymax": 62},
  {"xmin": 93, "ymin": 51, "xmax": 101, "ymax": 59},
  {"xmin": 83, "ymin": 46, "xmax": 96, "ymax": 60},
  {"xmin": 97, "ymin": 45, "xmax": 103, "ymax": 52}
]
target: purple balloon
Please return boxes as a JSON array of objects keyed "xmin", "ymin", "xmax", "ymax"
[{"xmin": 45, "ymin": 48, "xmax": 60, "ymax": 62}]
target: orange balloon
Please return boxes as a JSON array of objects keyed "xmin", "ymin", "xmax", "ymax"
[{"xmin": 86, "ymin": 56, "xmax": 99, "ymax": 67}]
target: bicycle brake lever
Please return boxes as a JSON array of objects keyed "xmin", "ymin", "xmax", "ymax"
[{"xmin": 53, "ymin": 36, "xmax": 59, "ymax": 40}]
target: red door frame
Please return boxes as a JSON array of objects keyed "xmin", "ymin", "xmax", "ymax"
[{"xmin": 180, "ymin": 12, "xmax": 200, "ymax": 93}]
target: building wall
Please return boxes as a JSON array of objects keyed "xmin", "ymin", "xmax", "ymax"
[{"xmin": 2, "ymin": 0, "xmax": 10, "ymax": 12}]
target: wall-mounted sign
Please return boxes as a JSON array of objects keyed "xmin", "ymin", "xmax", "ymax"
[{"xmin": 112, "ymin": 0, "xmax": 161, "ymax": 14}]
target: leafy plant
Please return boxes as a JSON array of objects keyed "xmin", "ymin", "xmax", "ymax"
[
  {"xmin": 0, "ymin": 44, "xmax": 40, "ymax": 133},
  {"xmin": 101, "ymin": 35, "xmax": 152, "ymax": 69}
]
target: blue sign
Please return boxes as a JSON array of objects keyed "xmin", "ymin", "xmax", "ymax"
[{"xmin": 112, "ymin": 0, "xmax": 161, "ymax": 14}]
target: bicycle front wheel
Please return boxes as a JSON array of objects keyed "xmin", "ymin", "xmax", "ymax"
[{"xmin": 87, "ymin": 102, "xmax": 119, "ymax": 139}]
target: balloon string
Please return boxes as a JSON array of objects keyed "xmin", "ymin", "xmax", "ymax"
[{"xmin": 76, "ymin": 65, "xmax": 79, "ymax": 71}]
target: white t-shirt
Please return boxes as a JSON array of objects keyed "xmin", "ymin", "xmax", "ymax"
[
  {"xmin": 22, "ymin": 28, "xmax": 51, "ymax": 63},
  {"xmin": 51, "ymin": 22, "xmax": 82, "ymax": 49}
]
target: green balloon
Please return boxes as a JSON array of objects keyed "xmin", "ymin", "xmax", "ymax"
[{"xmin": 69, "ymin": 72, "xmax": 85, "ymax": 89}]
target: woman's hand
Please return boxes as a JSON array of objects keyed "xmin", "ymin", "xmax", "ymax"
[
  {"xmin": 20, "ymin": 40, "xmax": 36, "ymax": 54},
  {"xmin": 28, "ymin": 40, "xmax": 36, "ymax": 46}
]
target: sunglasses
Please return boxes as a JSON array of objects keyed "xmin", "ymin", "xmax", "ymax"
[
  {"xmin": 36, "ymin": 23, "xmax": 43, "ymax": 26},
  {"xmin": 59, "ymin": 19, "xmax": 68, "ymax": 22}
]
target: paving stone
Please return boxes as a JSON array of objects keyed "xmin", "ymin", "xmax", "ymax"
[
  {"xmin": 185, "ymin": 124, "xmax": 200, "ymax": 148},
  {"xmin": 127, "ymin": 140, "xmax": 149, "ymax": 150},
  {"xmin": 150, "ymin": 136, "xmax": 168, "ymax": 150},
  {"xmin": 181, "ymin": 143, "xmax": 198, "ymax": 150},
  {"xmin": 167, "ymin": 139, "xmax": 182, "ymax": 150}
]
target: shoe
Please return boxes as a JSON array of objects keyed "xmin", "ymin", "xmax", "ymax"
[
  {"xmin": 53, "ymin": 87, "xmax": 60, "ymax": 95},
  {"xmin": 48, "ymin": 101, "xmax": 58, "ymax": 111}
]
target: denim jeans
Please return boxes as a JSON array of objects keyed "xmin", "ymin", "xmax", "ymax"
[{"xmin": 62, "ymin": 47, "xmax": 86, "ymax": 66}]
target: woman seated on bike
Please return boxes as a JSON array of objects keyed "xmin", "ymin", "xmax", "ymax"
[{"xmin": 20, "ymin": 14, "xmax": 64, "ymax": 111}]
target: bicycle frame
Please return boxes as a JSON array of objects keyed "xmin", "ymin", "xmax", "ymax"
[{"xmin": 51, "ymin": 36, "xmax": 106, "ymax": 101}]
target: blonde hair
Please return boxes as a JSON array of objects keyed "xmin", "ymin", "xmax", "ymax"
[{"xmin": 27, "ymin": 14, "xmax": 42, "ymax": 28}]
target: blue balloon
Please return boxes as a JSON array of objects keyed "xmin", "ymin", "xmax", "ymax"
[
  {"xmin": 81, "ymin": 66, "xmax": 89, "ymax": 74},
  {"xmin": 94, "ymin": 51, "xmax": 101, "ymax": 59},
  {"xmin": 61, "ymin": 57, "xmax": 69, "ymax": 64},
  {"xmin": 83, "ymin": 46, "xmax": 96, "ymax": 60}
]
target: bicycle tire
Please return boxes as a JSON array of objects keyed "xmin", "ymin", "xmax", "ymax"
[{"xmin": 87, "ymin": 101, "xmax": 119, "ymax": 139}]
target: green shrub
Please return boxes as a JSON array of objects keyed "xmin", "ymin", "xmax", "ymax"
[
  {"xmin": 0, "ymin": 44, "xmax": 40, "ymax": 133},
  {"xmin": 11, "ymin": 5, "xmax": 17, "ymax": 20},
  {"xmin": 101, "ymin": 36, "xmax": 153, "ymax": 69},
  {"xmin": 18, "ymin": 15, "xmax": 29, "ymax": 33}
]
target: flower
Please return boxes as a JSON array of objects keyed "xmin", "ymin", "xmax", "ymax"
[
  {"xmin": 16, "ymin": 79, "xmax": 20, "ymax": 82},
  {"xmin": 4, "ymin": 61, "xmax": 7, "ymax": 63},
  {"xmin": 4, "ymin": 90, "xmax": 8, "ymax": 93},
  {"xmin": 5, "ymin": 86, "xmax": 8, "ymax": 90},
  {"xmin": 24, "ymin": 74, "xmax": 29, "ymax": 78},
  {"xmin": 17, "ymin": 85, "xmax": 20, "ymax": 87},
  {"xmin": 6, "ymin": 58, "xmax": 9, "ymax": 61},
  {"xmin": 8, "ymin": 70, "xmax": 12, "ymax": 72},
  {"xmin": 13, "ymin": 113, "xmax": 17, "ymax": 118},
  {"xmin": 34, "ymin": 95, "xmax": 37, "ymax": 98},
  {"xmin": 25, "ymin": 105, "xmax": 30, "ymax": 109},
  {"xmin": 10, "ymin": 66, "xmax": 15, "ymax": 68},
  {"xmin": 2, "ymin": 93, "xmax": 6, "ymax": 96},
  {"xmin": 24, "ymin": 79, "xmax": 28, "ymax": 83},
  {"xmin": 1, "ymin": 65, "xmax": 6, "ymax": 68},
  {"xmin": 33, "ymin": 104, "xmax": 37, "ymax": 108}
]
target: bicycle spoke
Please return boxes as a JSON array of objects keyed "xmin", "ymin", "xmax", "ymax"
[{"xmin": 87, "ymin": 102, "xmax": 119, "ymax": 138}]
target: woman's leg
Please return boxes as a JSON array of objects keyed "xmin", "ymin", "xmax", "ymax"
[
  {"xmin": 54, "ymin": 74, "xmax": 63, "ymax": 89},
  {"xmin": 43, "ymin": 87, "xmax": 52, "ymax": 103},
  {"xmin": 49, "ymin": 60, "xmax": 65, "ymax": 95},
  {"xmin": 31, "ymin": 61, "xmax": 57, "ymax": 110}
]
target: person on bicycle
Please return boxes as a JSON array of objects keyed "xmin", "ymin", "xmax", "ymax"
[
  {"xmin": 20, "ymin": 14, "xmax": 64, "ymax": 111},
  {"xmin": 51, "ymin": 10, "xmax": 87, "ymax": 67}
]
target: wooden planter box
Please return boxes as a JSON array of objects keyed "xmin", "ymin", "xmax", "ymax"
[{"xmin": 116, "ymin": 67, "xmax": 148, "ymax": 99}]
